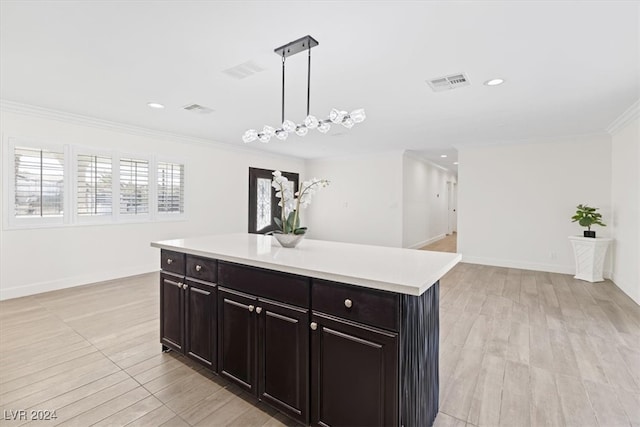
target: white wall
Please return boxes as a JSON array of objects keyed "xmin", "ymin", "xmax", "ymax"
[
  {"xmin": 304, "ymin": 151, "xmax": 404, "ymax": 247},
  {"xmin": 611, "ymin": 114, "xmax": 639, "ymax": 304},
  {"xmin": 402, "ymin": 153, "xmax": 457, "ymax": 248},
  {"xmin": 458, "ymin": 134, "xmax": 612, "ymax": 275},
  {"xmin": 0, "ymin": 109, "xmax": 304, "ymax": 299}
]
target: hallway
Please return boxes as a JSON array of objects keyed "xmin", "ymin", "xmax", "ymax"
[{"xmin": 421, "ymin": 232, "xmax": 457, "ymax": 253}]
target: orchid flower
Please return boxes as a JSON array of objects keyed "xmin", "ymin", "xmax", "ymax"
[{"xmin": 271, "ymin": 170, "xmax": 329, "ymax": 234}]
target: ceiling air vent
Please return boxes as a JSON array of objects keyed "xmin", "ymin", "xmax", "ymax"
[
  {"xmin": 427, "ymin": 73, "xmax": 470, "ymax": 92},
  {"xmin": 222, "ymin": 60, "xmax": 266, "ymax": 80},
  {"xmin": 182, "ymin": 104, "xmax": 214, "ymax": 114}
]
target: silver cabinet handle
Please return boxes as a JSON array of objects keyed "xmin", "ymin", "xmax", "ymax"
[
  {"xmin": 175, "ymin": 281, "xmax": 182, "ymax": 288},
  {"xmin": 344, "ymin": 299, "xmax": 353, "ymax": 308},
  {"xmin": 256, "ymin": 307, "xmax": 262, "ymax": 314},
  {"xmin": 310, "ymin": 322, "xmax": 318, "ymax": 331},
  {"xmin": 248, "ymin": 305, "xmax": 255, "ymax": 312},
  {"xmin": 182, "ymin": 284, "xmax": 188, "ymax": 290},
  {"xmin": 167, "ymin": 258, "xmax": 173, "ymax": 264},
  {"xmin": 195, "ymin": 265, "xmax": 202, "ymax": 272}
]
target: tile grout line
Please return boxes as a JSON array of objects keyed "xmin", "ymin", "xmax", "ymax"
[{"xmin": 24, "ymin": 292, "xmax": 160, "ymax": 425}]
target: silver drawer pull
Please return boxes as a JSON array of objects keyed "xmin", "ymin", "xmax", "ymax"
[
  {"xmin": 310, "ymin": 322, "xmax": 318, "ymax": 331},
  {"xmin": 248, "ymin": 305, "xmax": 255, "ymax": 312},
  {"xmin": 256, "ymin": 307, "xmax": 262, "ymax": 314},
  {"xmin": 176, "ymin": 282, "xmax": 183, "ymax": 288},
  {"xmin": 182, "ymin": 284, "xmax": 188, "ymax": 290},
  {"xmin": 344, "ymin": 299, "xmax": 353, "ymax": 309},
  {"xmin": 195, "ymin": 265, "xmax": 202, "ymax": 272},
  {"xmin": 167, "ymin": 258, "xmax": 173, "ymax": 265}
]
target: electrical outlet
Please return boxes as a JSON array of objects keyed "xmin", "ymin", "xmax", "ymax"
[{"xmin": 550, "ymin": 252, "xmax": 557, "ymax": 260}]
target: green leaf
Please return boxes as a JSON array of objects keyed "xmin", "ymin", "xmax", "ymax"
[
  {"xmin": 293, "ymin": 227, "xmax": 307, "ymax": 235},
  {"xmin": 573, "ymin": 204, "xmax": 606, "ymax": 228},
  {"xmin": 285, "ymin": 211, "xmax": 297, "ymax": 234},
  {"xmin": 273, "ymin": 217, "xmax": 283, "ymax": 231}
]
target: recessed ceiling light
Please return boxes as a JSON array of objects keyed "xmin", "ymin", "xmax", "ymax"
[
  {"xmin": 441, "ymin": 154, "xmax": 447, "ymax": 158},
  {"xmin": 147, "ymin": 102, "xmax": 165, "ymax": 109},
  {"xmin": 453, "ymin": 162, "xmax": 459, "ymax": 165},
  {"xmin": 484, "ymin": 78, "xmax": 505, "ymax": 86}
]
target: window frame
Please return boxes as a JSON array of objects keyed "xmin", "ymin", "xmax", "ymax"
[
  {"xmin": 72, "ymin": 146, "xmax": 117, "ymax": 225},
  {"xmin": 117, "ymin": 153, "xmax": 152, "ymax": 222},
  {"xmin": 155, "ymin": 157, "xmax": 186, "ymax": 221},
  {"xmin": 3, "ymin": 137, "xmax": 186, "ymax": 230},
  {"xmin": 248, "ymin": 167, "xmax": 299, "ymax": 234},
  {"xmin": 6, "ymin": 137, "xmax": 70, "ymax": 229}
]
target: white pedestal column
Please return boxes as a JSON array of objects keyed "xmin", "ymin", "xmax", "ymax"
[{"xmin": 568, "ymin": 236, "xmax": 612, "ymax": 283}]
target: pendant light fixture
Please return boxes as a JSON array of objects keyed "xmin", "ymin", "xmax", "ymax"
[{"xmin": 242, "ymin": 35, "xmax": 365, "ymax": 143}]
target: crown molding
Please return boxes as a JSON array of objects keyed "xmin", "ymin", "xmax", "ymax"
[
  {"xmin": 0, "ymin": 99, "xmax": 301, "ymax": 161},
  {"xmin": 453, "ymin": 131, "xmax": 611, "ymax": 150},
  {"xmin": 607, "ymin": 99, "xmax": 640, "ymax": 135}
]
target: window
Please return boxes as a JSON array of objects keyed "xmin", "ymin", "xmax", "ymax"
[
  {"xmin": 5, "ymin": 138, "xmax": 185, "ymax": 228},
  {"xmin": 256, "ymin": 177, "xmax": 272, "ymax": 230},
  {"xmin": 119, "ymin": 157, "xmax": 149, "ymax": 215},
  {"xmin": 248, "ymin": 167, "xmax": 299, "ymax": 234},
  {"xmin": 77, "ymin": 154, "xmax": 112, "ymax": 216},
  {"xmin": 157, "ymin": 162, "xmax": 184, "ymax": 214},
  {"xmin": 14, "ymin": 146, "xmax": 64, "ymax": 218}
]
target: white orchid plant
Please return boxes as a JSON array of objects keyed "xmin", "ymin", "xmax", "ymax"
[{"xmin": 271, "ymin": 171, "xmax": 329, "ymax": 235}]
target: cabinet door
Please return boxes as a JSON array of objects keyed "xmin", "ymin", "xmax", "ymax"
[
  {"xmin": 257, "ymin": 299, "xmax": 309, "ymax": 424},
  {"xmin": 185, "ymin": 280, "xmax": 216, "ymax": 370},
  {"xmin": 218, "ymin": 288, "xmax": 257, "ymax": 392},
  {"xmin": 160, "ymin": 273, "xmax": 184, "ymax": 352},
  {"xmin": 311, "ymin": 312, "xmax": 398, "ymax": 427}
]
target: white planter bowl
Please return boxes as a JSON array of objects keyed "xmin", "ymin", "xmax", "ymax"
[{"xmin": 273, "ymin": 233, "xmax": 305, "ymax": 248}]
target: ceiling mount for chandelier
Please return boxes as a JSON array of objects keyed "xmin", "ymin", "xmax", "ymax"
[{"xmin": 242, "ymin": 35, "xmax": 365, "ymax": 144}]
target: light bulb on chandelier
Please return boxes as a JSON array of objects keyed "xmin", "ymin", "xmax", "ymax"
[{"xmin": 242, "ymin": 35, "xmax": 365, "ymax": 144}]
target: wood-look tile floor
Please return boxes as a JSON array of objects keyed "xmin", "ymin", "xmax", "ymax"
[
  {"xmin": 1, "ymin": 264, "xmax": 638, "ymax": 426},
  {"xmin": 421, "ymin": 233, "xmax": 457, "ymax": 253}
]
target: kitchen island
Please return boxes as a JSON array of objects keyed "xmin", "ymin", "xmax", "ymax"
[{"xmin": 151, "ymin": 233, "xmax": 461, "ymax": 427}]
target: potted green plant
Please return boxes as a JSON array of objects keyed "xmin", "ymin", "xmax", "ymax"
[{"xmin": 571, "ymin": 204, "xmax": 606, "ymax": 238}]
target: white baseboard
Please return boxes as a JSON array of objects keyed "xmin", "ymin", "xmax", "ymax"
[
  {"xmin": 0, "ymin": 263, "xmax": 159, "ymax": 300},
  {"xmin": 610, "ymin": 272, "xmax": 640, "ymax": 305},
  {"xmin": 461, "ymin": 255, "xmax": 574, "ymax": 275},
  {"xmin": 461, "ymin": 255, "xmax": 618, "ymax": 282},
  {"xmin": 408, "ymin": 234, "xmax": 447, "ymax": 249}
]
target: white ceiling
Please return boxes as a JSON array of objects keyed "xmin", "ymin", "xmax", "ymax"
[{"xmin": 1, "ymin": 1, "xmax": 638, "ymax": 169}]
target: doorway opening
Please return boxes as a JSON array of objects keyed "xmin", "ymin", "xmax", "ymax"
[{"xmin": 422, "ymin": 180, "xmax": 457, "ymax": 253}]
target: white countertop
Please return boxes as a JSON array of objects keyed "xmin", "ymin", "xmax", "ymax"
[{"xmin": 151, "ymin": 234, "xmax": 461, "ymax": 296}]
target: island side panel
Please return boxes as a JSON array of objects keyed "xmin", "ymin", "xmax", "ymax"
[{"xmin": 400, "ymin": 281, "xmax": 439, "ymax": 427}]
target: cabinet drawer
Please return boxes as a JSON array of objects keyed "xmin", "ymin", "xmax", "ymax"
[
  {"xmin": 218, "ymin": 262, "xmax": 309, "ymax": 308},
  {"xmin": 161, "ymin": 250, "xmax": 185, "ymax": 275},
  {"xmin": 187, "ymin": 255, "xmax": 217, "ymax": 283},
  {"xmin": 312, "ymin": 279, "xmax": 399, "ymax": 331}
]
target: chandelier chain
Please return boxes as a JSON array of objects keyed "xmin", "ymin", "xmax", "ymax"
[{"xmin": 281, "ymin": 53, "xmax": 286, "ymax": 124}]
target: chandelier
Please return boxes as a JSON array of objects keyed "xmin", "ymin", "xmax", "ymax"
[{"xmin": 242, "ymin": 35, "xmax": 365, "ymax": 143}]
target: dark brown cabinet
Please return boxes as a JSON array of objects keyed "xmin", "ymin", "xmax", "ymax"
[
  {"xmin": 160, "ymin": 251, "xmax": 217, "ymax": 371},
  {"xmin": 258, "ymin": 299, "xmax": 309, "ymax": 424},
  {"xmin": 160, "ymin": 272, "xmax": 184, "ymax": 353},
  {"xmin": 218, "ymin": 287, "xmax": 309, "ymax": 425},
  {"xmin": 158, "ymin": 251, "xmax": 440, "ymax": 427},
  {"xmin": 185, "ymin": 279, "xmax": 217, "ymax": 369},
  {"xmin": 310, "ymin": 278, "xmax": 401, "ymax": 427},
  {"xmin": 218, "ymin": 288, "xmax": 257, "ymax": 391},
  {"xmin": 310, "ymin": 312, "xmax": 398, "ymax": 427}
]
